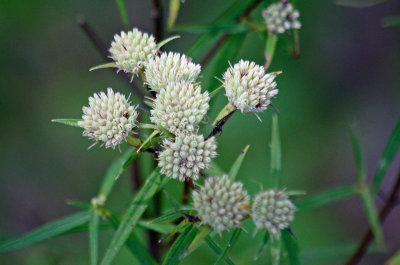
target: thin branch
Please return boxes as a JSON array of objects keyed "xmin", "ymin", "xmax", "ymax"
[
  {"xmin": 346, "ymin": 167, "xmax": 400, "ymax": 265},
  {"xmin": 205, "ymin": 109, "xmax": 236, "ymax": 140},
  {"xmin": 77, "ymin": 16, "xmax": 147, "ymax": 102}
]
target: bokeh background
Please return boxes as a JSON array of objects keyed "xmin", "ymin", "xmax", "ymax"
[{"xmin": 1, "ymin": 0, "xmax": 399, "ymax": 264}]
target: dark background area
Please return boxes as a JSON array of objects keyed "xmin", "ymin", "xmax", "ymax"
[{"xmin": 0, "ymin": 0, "xmax": 399, "ymax": 264}]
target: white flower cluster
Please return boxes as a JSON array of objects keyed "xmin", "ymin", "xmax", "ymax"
[
  {"xmin": 109, "ymin": 28, "xmax": 157, "ymax": 75},
  {"xmin": 193, "ymin": 175, "xmax": 250, "ymax": 233},
  {"xmin": 150, "ymin": 81, "xmax": 209, "ymax": 134},
  {"xmin": 78, "ymin": 88, "xmax": 138, "ymax": 149},
  {"xmin": 223, "ymin": 60, "xmax": 278, "ymax": 113},
  {"xmin": 262, "ymin": 2, "xmax": 301, "ymax": 34},
  {"xmin": 158, "ymin": 133, "xmax": 217, "ymax": 181},
  {"xmin": 145, "ymin": 52, "xmax": 201, "ymax": 93},
  {"xmin": 252, "ymin": 189, "xmax": 296, "ymax": 235}
]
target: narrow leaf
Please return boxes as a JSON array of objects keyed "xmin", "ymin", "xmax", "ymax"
[
  {"xmin": 51, "ymin": 119, "xmax": 82, "ymax": 128},
  {"xmin": 335, "ymin": 0, "xmax": 387, "ymax": 7},
  {"xmin": 254, "ymin": 231, "xmax": 270, "ymax": 260},
  {"xmin": 270, "ymin": 114, "xmax": 281, "ymax": 188},
  {"xmin": 270, "ymin": 234, "xmax": 281, "ymax": 265},
  {"xmin": 228, "ymin": 145, "xmax": 250, "ymax": 180},
  {"xmin": 115, "ymin": 0, "xmax": 130, "ymax": 29},
  {"xmin": 360, "ymin": 186, "xmax": 383, "ymax": 246},
  {"xmin": 89, "ymin": 62, "xmax": 117, "ymax": 71},
  {"xmin": 295, "ymin": 185, "xmax": 357, "ymax": 210},
  {"xmin": 350, "ymin": 127, "xmax": 366, "ymax": 185},
  {"xmin": 162, "ymin": 224, "xmax": 199, "ymax": 265},
  {"xmin": 282, "ymin": 229, "xmax": 300, "ymax": 265},
  {"xmin": 89, "ymin": 210, "xmax": 100, "ymax": 265},
  {"xmin": 214, "ymin": 228, "xmax": 242, "ymax": 265},
  {"xmin": 382, "ymin": 16, "xmax": 400, "ymax": 27},
  {"xmin": 137, "ymin": 221, "xmax": 175, "ymax": 235},
  {"xmin": 150, "ymin": 209, "xmax": 191, "ymax": 224},
  {"xmin": 156, "ymin": 35, "xmax": 181, "ymax": 50},
  {"xmin": 207, "ymin": 161, "xmax": 226, "ymax": 176},
  {"xmin": 168, "ymin": 0, "xmax": 181, "ymax": 31},
  {"xmin": 0, "ymin": 211, "xmax": 91, "ymax": 252},
  {"xmin": 372, "ymin": 119, "xmax": 400, "ymax": 194},
  {"xmin": 101, "ymin": 169, "xmax": 166, "ymax": 265},
  {"xmin": 205, "ymin": 236, "xmax": 235, "ymax": 265},
  {"xmin": 209, "ymin": 85, "xmax": 224, "ymax": 98},
  {"xmin": 386, "ymin": 250, "xmax": 400, "ymax": 265},
  {"xmin": 265, "ymin": 33, "xmax": 278, "ymax": 69},
  {"xmin": 138, "ymin": 130, "xmax": 160, "ymax": 152},
  {"xmin": 187, "ymin": 226, "xmax": 212, "ymax": 256},
  {"xmin": 174, "ymin": 24, "xmax": 249, "ymax": 34}
]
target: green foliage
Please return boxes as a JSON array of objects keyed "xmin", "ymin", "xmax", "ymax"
[
  {"xmin": 89, "ymin": 210, "xmax": 100, "ymax": 265},
  {"xmin": 214, "ymin": 228, "xmax": 242, "ymax": 265},
  {"xmin": 168, "ymin": 0, "xmax": 181, "ymax": 31},
  {"xmin": 228, "ymin": 145, "xmax": 250, "ymax": 180},
  {"xmin": 115, "ymin": 0, "xmax": 130, "ymax": 29},
  {"xmin": 270, "ymin": 114, "xmax": 281, "ymax": 188},
  {"xmin": 281, "ymin": 230, "xmax": 300, "ymax": 265},
  {"xmin": 51, "ymin": 118, "xmax": 82, "ymax": 127},
  {"xmin": 382, "ymin": 16, "xmax": 400, "ymax": 27}
]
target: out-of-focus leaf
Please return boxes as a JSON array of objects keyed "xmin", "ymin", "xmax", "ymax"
[
  {"xmin": 295, "ymin": 185, "xmax": 357, "ymax": 210},
  {"xmin": 101, "ymin": 169, "xmax": 166, "ymax": 265},
  {"xmin": 186, "ymin": 226, "xmax": 212, "ymax": 256},
  {"xmin": 162, "ymin": 224, "xmax": 199, "ymax": 265},
  {"xmin": 335, "ymin": 0, "xmax": 387, "ymax": 7},
  {"xmin": 150, "ymin": 209, "xmax": 191, "ymax": 224},
  {"xmin": 175, "ymin": 24, "xmax": 249, "ymax": 34},
  {"xmin": 382, "ymin": 16, "xmax": 400, "ymax": 27},
  {"xmin": 360, "ymin": 186, "xmax": 383, "ymax": 246},
  {"xmin": 99, "ymin": 148, "xmax": 137, "ymax": 200},
  {"xmin": 282, "ymin": 229, "xmax": 300, "ymax": 265},
  {"xmin": 115, "ymin": 0, "xmax": 130, "ymax": 29},
  {"xmin": 0, "ymin": 211, "xmax": 90, "ymax": 252},
  {"xmin": 350, "ymin": 127, "xmax": 366, "ymax": 185},
  {"xmin": 214, "ymin": 228, "xmax": 242, "ymax": 265},
  {"xmin": 205, "ymin": 236, "xmax": 235, "ymax": 265},
  {"xmin": 270, "ymin": 234, "xmax": 281, "ymax": 265},
  {"xmin": 372, "ymin": 119, "xmax": 400, "ymax": 194},
  {"xmin": 265, "ymin": 33, "xmax": 278, "ymax": 69},
  {"xmin": 51, "ymin": 119, "xmax": 82, "ymax": 127},
  {"xmin": 89, "ymin": 62, "xmax": 117, "ymax": 71},
  {"xmin": 89, "ymin": 210, "xmax": 99, "ymax": 265},
  {"xmin": 228, "ymin": 145, "xmax": 250, "ymax": 180},
  {"xmin": 254, "ymin": 231, "xmax": 270, "ymax": 260},
  {"xmin": 168, "ymin": 0, "xmax": 181, "ymax": 31},
  {"xmin": 137, "ymin": 221, "xmax": 175, "ymax": 234},
  {"xmin": 270, "ymin": 114, "xmax": 281, "ymax": 188},
  {"xmin": 386, "ymin": 250, "xmax": 400, "ymax": 265}
]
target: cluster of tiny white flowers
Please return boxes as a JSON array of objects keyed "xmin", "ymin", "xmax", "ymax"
[
  {"xmin": 251, "ymin": 189, "xmax": 296, "ymax": 235},
  {"xmin": 223, "ymin": 60, "xmax": 278, "ymax": 113},
  {"xmin": 150, "ymin": 81, "xmax": 209, "ymax": 134},
  {"xmin": 78, "ymin": 88, "xmax": 138, "ymax": 149},
  {"xmin": 193, "ymin": 175, "xmax": 250, "ymax": 233},
  {"xmin": 262, "ymin": 2, "xmax": 301, "ymax": 34},
  {"xmin": 145, "ymin": 52, "xmax": 201, "ymax": 93},
  {"xmin": 109, "ymin": 28, "xmax": 157, "ymax": 75},
  {"xmin": 158, "ymin": 133, "xmax": 217, "ymax": 182}
]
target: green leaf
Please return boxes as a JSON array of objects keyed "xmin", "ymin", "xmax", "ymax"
[
  {"xmin": 254, "ymin": 231, "xmax": 270, "ymax": 260},
  {"xmin": 295, "ymin": 185, "xmax": 357, "ymax": 210},
  {"xmin": 187, "ymin": 226, "xmax": 212, "ymax": 256},
  {"xmin": 282, "ymin": 229, "xmax": 300, "ymax": 265},
  {"xmin": 386, "ymin": 250, "xmax": 400, "ymax": 265},
  {"xmin": 137, "ymin": 221, "xmax": 175, "ymax": 234},
  {"xmin": 359, "ymin": 186, "xmax": 383, "ymax": 246},
  {"xmin": 204, "ymin": 236, "xmax": 235, "ymax": 265},
  {"xmin": 51, "ymin": 119, "xmax": 82, "ymax": 128},
  {"xmin": 335, "ymin": 0, "xmax": 387, "ymax": 7},
  {"xmin": 89, "ymin": 210, "xmax": 100, "ymax": 265},
  {"xmin": 382, "ymin": 16, "xmax": 400, "ymax": 27},
  {"xmin": 270, "ymin": 114, "xmax": 281, "ymax": 188},
  {"xmin": 138, "ymin": 130, "xmax": 160, "ymax": 152},
  {"xmin": 265, "ymin": 33, "xmax": 278, "ymax": 69},
  {"xmin": 207, "ymin": 161, "xmax": 226, "ymax": 176},
  {"xmin": 150, "ymin": 209, "xmax": 191, "ymax": 224},
  {"xmin": 228, "ymin": 145, "xmax": 250, "ymax": 180},
  {"xmin": 0, "ymin": 211, "xmax": 91, "ymax": 252},
  {"xmin": 156, "ymin": 35, "xmax": 181, "ymax": 50},
  {"xmin": 168, "ymin": 0, "xmax": 181, "ymax": 31},
  {"xmin": 100, "ymin": 169, "xmax": 166, "ymax": 265},
  {"xmin": 162, "ymin": 224, "xmax": 199, "ymax": 265},
  {"xmin": 89, "ymin": 62, "xmax": 117, "ymax": 71},
  {"xmin": 372, "ymin": 119, "xmax": 400, "ymax": 194},
  {"xmin": 115, "ymin": 0, "xmax": 130, "ymax": 29},
  {"xmin": 350, "ymin": 127, "xmax": 366, "ymax": 185},
  {"xmin": 270, "ymin": 234, "xmax": 281, "ymax": 265},
  {"xmin": 209, "ymin": 85, "xmax": 224, "ymax": 98},
  {"xmin": 174, "ymin": 24, "xmax": 249, "ymax": 34},
  {"xmin": 99, "ymin": 148, "xmax": 137, "ymax": 200},
  {"xmin": 214, "ymin": 228, "xmax": 242, "ymax": 265}
]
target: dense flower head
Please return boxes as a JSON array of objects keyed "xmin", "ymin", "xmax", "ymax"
[
  {"xmin": 158, "ymin": 133, "xmax": 217, "ymax": 181},
  {"xmin": 145, "ymin": 52, "xmax": 201, "ymax": 93},
  {"xmin": 193, "ymin": 175, "xmax": 250, "ymax": 233},
  {"xmin": 109, "ymin": 28, "xmax": 157, "ymax": 75},
  {"xmin": 252, "ymin": 189, "xmax": 296, "ymax": 235},
  {"xmin": 262, "ymin": 2, "xmax": 301, "ymax": 34},
  {"xmin": 223, "ymin": 60, "xmax": 278, "ymax": 113},
  {"xmin": 150, "ymin": 81, "xmax": 210, "ymax": 134},
  {"xmin": 78, "ymin": 88, "xmax": 138, "ymax": 149}
]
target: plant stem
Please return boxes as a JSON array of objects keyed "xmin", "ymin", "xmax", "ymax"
[{"xmin": 345, "ymin": 167, "xmax": 400, "ymax": 265}]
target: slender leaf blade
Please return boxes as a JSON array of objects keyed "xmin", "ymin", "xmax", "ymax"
[
  {"xmin": 205, "ymin": 236, "xmax": 235, "ymax": 265},
  {"xmin": 254, "ymin": 231, "xmax": 270, "ymax": 260},
  {"xmin": 386, "ymin": 250, "xmax": 400, "ymax": 265},
  {"xmin": 214, "ymin": 228, "xmax": 242, "ymax": 265},
  {"xmin": 228, "ymin": 145, "xmax": 250, "ymax": 180},
  {"xmin": 89, "ymin": 210, "xmax": 100, "ymax": 265},
  {"xmin": 51, "ymin": 119, "xmax": 82, "ymax": 127},
  {"xmin": 282, "ymin": 229, "xmax": 300, "ymax": 265},
  {"xmin": 115, "ymin": 0, "xmax": 130, "ymax": 29},
  {"xmin": 382, "ymin": 16, "xmax": 400, "ymax": 27},
  {"xmin": 360, "ymin": 187, "xmax": 383, "ymax": 246},
  {"xmin": 270, "ymin": 114, "xmax": 281, "ymax": 188},
  {"xmin": 350, "ymin": 127, "xmax": 366, "ymax": 185},
  {"xmin": 168, "ymin": 0, "xmax": 181, "ymax": 31}
]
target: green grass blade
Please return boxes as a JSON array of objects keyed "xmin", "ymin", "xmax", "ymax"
[
  {"xmin": 187, "ymin": 226, "xmax": 212, "ymax": 255},
  {"xmin": 137, "ymin": 221, "xmax": 175, "ymax": 234},
  {"xmin": 265, "ymin": 33, "xmax": 278, "ymax": 69},
  {"xmin": 295, "ymin": 185, "xmax": 357, "ymax": 210},
  {"xmin": 0, "ymin": 211, "xmax": 91, "ymax": 252},
  {"xmin": 335, "ymin": 0, "xmax": 387, "ymax": 8},
  {"xmin": 89, "ymin": 210, "xmax": 100, "ymax": 265},
  {"xmin": 100, "ymin": 169, "xmax": 166, "ymax": 265},
  {"xmin": 89, "ymin": 62, "xmax": 117, "ymax": 71},
  {"xmin": 382, "ymin": 16, "xmax": 400, "ymax": 27},
  {"xmin": 207, "ymin": 161, "xmax": 226, "ymax": 176},
  {"xmin": 51, "ymin": 119, "xmax": 82, "ymax": 127},
  {"xmin": 99, "ymin": 148, "xmax": 137, "ymax": 200},
  {"xmin": 386, "ymin": 250, "xmax": 400, "ymax": 265},
  {"xmin": 175, "ymin": 24, "xmax": 249, "ymax": 34},
  {"xmin": 270, "ymin": 114, "xmax": 281, "ymax": 188},
  {"xmin": 228, "ymin": 145, "xmax": 250, "ymax": 180},
  {"xmin": 254, "ymin": 231, "xmax": 270, "ymax": 260},
  {"xmin": 205, "ymin": 236, "xmax": 235, "ymax": 265},
  {"xmin": 360, "ymin": 186, "xmax": 383, "ymax": 246},
  {"xmin": 214, "ymin": 228, "xmax": 242, "ymax": 265},
  {"xmin": 168, "ymin": 0, "xmax": 181, "ymax": 31},
  {"xmin": 372, "ymin": 119, "xmax": 400, "ymax": 194},
  {"xmin": 282, "ymin": 229, "xmax": 300, "ymax": 265},
  {"xmin": 115, "ymin": 0, "xmax": 130, "ymax": 29},
  {"xmin": 162, "ymin": 224, "xmax": 199, "ymax": 265},
  {"xmin": 350, "ymin": 127, "xmax": 366, "ymax": 185}
]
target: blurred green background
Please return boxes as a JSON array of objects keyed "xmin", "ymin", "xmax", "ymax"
[{"xmin": 1, "ymin": 0, "xmax": 399, "ymax": 264}]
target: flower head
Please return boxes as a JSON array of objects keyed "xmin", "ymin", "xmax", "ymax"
[
  {"xmin": 150, "ymin": 81, "xmax": 209, "ymax": 134},
  {"xmin": 109, "ymin": 28, "xmax": 157, "ymax": 75},
  {"xmin": 252, "ymin": 189, "xmax": 296, "ymax": 235},
  {"xmin": 223, "ymin": 60, "xmax": 278, "ymax": 113},
  {"xmin": 158, "ymin": 133, "xmax": 217, "ymax": 181},
  {"xmin": 78, "ymin": 88, "xmax": 138, "ymax": 149},
  {"xmin": 193, "ymin": 175, "xmax": 250, "ymax": 233},
  {"xmin": 262, "ymin": 2, "xmax": 301, "ymax": 34},
  {"xmin": 145, "ymin": 52, "xmax": 201, "ymax": 93}
]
